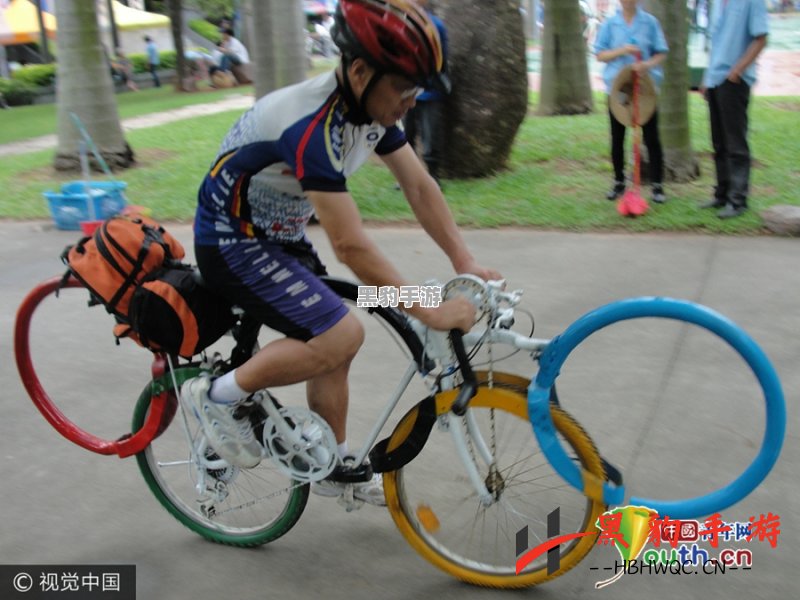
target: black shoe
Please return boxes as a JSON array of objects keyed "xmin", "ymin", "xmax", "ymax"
[
  {"xmin": 652, "ymin": 184, "xmax": 666, "ymax": 204},
  {"xmin": 701, "ymin": 197, "xmax": 727, "ymax": 209},
  {"xmin": 717, "ymin": 204, "xmax": 748, "ymax": 219},
  {"xmin": 606, "ymin": 181, "xmax": 626, "ymax": 201}
]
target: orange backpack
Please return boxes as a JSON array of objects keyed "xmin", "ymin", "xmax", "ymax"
[
  {"xmin": 62, "ymin": 214, "xmax": 185, "ymax": 319},
  {"xmin": 61, "ymin": 215, "xmax": 235, "ymax": 358}
]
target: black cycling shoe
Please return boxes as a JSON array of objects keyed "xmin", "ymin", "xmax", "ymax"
[{"xmin": 652, "ymin": 184, "xmax": 666, "ymax": 204}]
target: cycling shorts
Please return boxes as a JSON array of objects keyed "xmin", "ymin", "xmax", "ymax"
[{"xmin": 195, "ymin": 238, "xmax": 349, "ymax": 342}]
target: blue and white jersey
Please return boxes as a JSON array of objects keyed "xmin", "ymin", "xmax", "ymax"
[{"xmin": 195, "ymin": 71, "xmax": 406, "ymax": 245}]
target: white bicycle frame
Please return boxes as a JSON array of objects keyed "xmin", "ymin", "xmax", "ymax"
[{"xmin": 343, "ymin": 278, "xmax": 551, "ymax": 507}]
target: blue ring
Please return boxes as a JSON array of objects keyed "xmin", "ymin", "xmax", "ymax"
[{"xmin": 528, "ymin": 297, "xmax": 785, "ymax": 519}]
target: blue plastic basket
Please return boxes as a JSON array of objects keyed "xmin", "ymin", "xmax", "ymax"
[{"xmin": 44, "ymin": 181, "xmax": 127, "ymax": 230}]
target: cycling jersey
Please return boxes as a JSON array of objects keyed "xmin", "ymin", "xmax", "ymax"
[{"xmin": 194, "ymin": 70, "xmax": 407, "ymax": 246}]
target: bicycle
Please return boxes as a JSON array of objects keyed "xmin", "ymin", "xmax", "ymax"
[{"xmin": 15, "ymin": 272, "xmax": 786, "ymax": 589}]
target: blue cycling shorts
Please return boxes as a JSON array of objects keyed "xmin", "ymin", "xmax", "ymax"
[{"xmin": 195, "ymin": 238, "xmax": 349, "ymax": 342}]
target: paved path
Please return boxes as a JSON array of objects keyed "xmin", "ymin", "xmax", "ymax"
[
  {"xmin": 1, "ymin": 221, "xmax": 798, "ymax": 600},
  {"xmin": 0, "ymin": 94, "xmax": 253, "ymax": 158}
]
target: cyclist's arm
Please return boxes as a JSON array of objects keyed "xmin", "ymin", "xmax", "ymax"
[
  {"xmin": 379, "ymin": 143, "xmax": 501, "ymax": 281},
  {"xmin": 306, "ymin": 188, "xmax": 474, "ymax": 331}
]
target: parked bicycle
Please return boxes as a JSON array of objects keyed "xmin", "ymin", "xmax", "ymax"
[{"xmin": 15, "ymin": 271, "xmax": 786, "ymax": 588}]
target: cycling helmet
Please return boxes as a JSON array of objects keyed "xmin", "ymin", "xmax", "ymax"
[{"xmin": 331, "ymin": 0, "xmax": 448, "ymax": 92}]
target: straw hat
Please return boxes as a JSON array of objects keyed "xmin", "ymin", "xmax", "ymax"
[{"xmin": 609, "ymin": 65, "xmax": 657, "ymax": 127}]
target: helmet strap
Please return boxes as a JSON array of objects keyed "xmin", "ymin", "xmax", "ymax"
[{"xmin": 339, "ymin": 55, "xmax": 384, "ymax": 125}]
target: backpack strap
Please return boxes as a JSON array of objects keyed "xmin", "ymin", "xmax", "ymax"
[{"xmin": 368, "ymin": 395, "xmax": 437, "ymax": 473}]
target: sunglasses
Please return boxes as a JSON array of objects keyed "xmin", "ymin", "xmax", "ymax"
[
  {"xmin": 399, "ymin": 85, "xmax": 424, "ymax": 100},
  {"xmin": 389, "ymin": 76, "xmax": 424, "ymax": 100}
]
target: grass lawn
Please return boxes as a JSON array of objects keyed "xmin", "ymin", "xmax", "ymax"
[
  {"xmin": 0, "ymin": 84, "xmax": 254, "ymax": 145},
  {"xmin": 0, "ymin": 89, "xmax": 798, "ymax": 235}
]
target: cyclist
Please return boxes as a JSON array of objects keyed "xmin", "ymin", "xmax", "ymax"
[{"xmin": 182, "ymin": 0, "xmax": 501, "ymax": 506}]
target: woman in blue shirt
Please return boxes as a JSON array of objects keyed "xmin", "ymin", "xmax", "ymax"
[{"xmin": 595, "ymin": 0, "xmax": 668, "ymax": 203}]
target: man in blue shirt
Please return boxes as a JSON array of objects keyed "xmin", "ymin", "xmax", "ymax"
[
  {"xmin": 700, "ymin": 0, "xmax": 768, "ymax": 219},
  {"xmin": 594, "ymin": 0, "xmax": 668, "ymax": 204},
  {"xmin": 144, "ymin": 35, "xmax": 161, "ymax": 88},
  {"xmin": 402, "ymin": 0, "xmax": 449, "ymax": 188}
]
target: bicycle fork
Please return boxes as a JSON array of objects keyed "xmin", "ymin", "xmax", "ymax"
[{"xmin": 444, "ymin": 411, "xmax": 496, "ymax": 507}]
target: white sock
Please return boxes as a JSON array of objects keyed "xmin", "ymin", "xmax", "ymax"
[
  {"xmin": 337, "ymin": 442, "xmax": 349, "ymax": 459},
  {"xmin": 209, "ymin": 370, "xmax": 249, "ymax": 404}
]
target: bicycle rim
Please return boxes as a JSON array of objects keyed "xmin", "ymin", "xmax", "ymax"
[
  {"xmin": 132, "ymin": 383, "xmax": 309, "ymax": 547},
  {"xmin": 384, "ymin": 385, "xmax": 605, "ymax": 588}
]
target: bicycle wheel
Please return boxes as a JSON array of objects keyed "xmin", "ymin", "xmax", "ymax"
[
  {"xmin": 132, "ymin": 370, "xmax": 309, "ymax": 547},
  {"xmin": 384, "ymin": 378, "xmax": 606, "ymax": 588}
]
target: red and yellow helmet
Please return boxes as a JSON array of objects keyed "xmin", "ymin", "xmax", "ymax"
[{"xmin": 332, "ymin": 0, "xmax": 448, "ymax": 91}]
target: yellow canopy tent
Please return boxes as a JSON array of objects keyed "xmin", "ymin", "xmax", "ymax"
[
  {"xmin": 0, "ymin": 1, "xmax": 170, "ymax": 47},
  {"xmin": 106, "ymin": 1, "xmax": 169, "ymax": 30},
  {"xmin": 0, "ymin": 0, "xmax": 56, "ymax": 46}
]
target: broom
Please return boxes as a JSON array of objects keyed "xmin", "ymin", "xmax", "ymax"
[{"xmin": 617, "ymin": 52, "xmax": 649, "ymax": 217}]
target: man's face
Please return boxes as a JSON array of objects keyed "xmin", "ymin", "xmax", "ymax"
[
  {"xmin": 365, "ymin": 73, "xmax": 422, "ymax": 127},
  {"xmin": 347, "ymin": 59, "xmax": 422, "ymax": 126}
]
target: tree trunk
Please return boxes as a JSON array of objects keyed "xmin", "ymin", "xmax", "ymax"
[
  {"xmin": 538, "ymin": 0, "xmax": 593, "ymax": 115},
  {"xmin": 642, "ymin": 0, "xmax": 699, "ymax": 181},
  {"xmin": 53, "ymin": 0, "xmax": 133, "ymax": 171},
  {"xmin": 246, "ymin": 0, "xmax": 306, "ymax": 99},
  {"xmin": 438, "ymin": 0, "xmax": 528, "ymax": 178},
  {"xmin": 167, "ymin": 0, "xmax": 190, "ymax": 92}
]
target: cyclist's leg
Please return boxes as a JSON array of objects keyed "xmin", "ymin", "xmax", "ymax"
[
  {"xmin": 191, "ymin": 240, "xmax": 360, "ymax": 466},
  {"xmin": 234, "ymin": 314, "xmax": 364, "ymax": 440}
]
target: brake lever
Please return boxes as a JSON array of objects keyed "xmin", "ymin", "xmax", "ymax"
[{"xmin": 449, "ymin": 328, "xmax": 478, "ymax": 416}]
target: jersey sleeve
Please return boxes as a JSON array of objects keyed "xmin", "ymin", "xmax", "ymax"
[{"xmin": 375, "ymin": 124, "xmax": 407, "ymax": 156}]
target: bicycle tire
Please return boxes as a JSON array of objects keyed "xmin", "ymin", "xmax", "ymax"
[
  {"xmin": 384, "ymin": 380, "xmax": 606, "ymax": 588},
  {"xmin": 132, "ymin": 375, "xmax": 310, "ymax": 547}
]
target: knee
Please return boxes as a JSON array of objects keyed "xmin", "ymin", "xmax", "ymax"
[{"xmin": 311, "ymin": 313, "xmax": 364, "ymax": 371}]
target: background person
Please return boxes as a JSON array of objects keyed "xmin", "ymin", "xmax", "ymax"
[
  {"xmin": 216, "ymin": 27, "xmax": 250, "ymax": 74},
  {"xmin": 402, "ymin": 0, "xmax": 449, "ymax": 188},
  {"xmin": 700, "ymin": 0, "xmax": 769, "ymax": 219},
  {"xmin": 111, "ymin": 48, "xmax": 139, "ymax": 92},
  {"xmin": 143, "ymin": 35, "xmax": 161, "ymax": 88},
  {"xmin": 595, "ymin": 0, "xmax": 668, "ymax": 204}
]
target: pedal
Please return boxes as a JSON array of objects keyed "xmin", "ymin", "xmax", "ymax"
[
  {"xmin": 336, "ymin": 485, "xmax": 364, "ymax": 512},
  {"xmin": 327, "ymin": 460, "xmax": 373, "ymax": 484}
]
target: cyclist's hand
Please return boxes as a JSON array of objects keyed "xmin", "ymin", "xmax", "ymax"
[
  {"xmin": 420, "ymin": 296, "xmax": 476, "ymax": 333},
  {"xmin": 457, "ymin": 260, "xmax": 503, "ymax": 284}
]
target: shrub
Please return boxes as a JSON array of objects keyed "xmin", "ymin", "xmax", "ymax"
[
  {"xmin": 159, "ymin": 50, "xmax": 177, "ymax": 70},
  {"xmin": 129, "ymin": 52, "xmax": 148, "ymax": 73},
  {"xmin": 189, "ymin": 19, "xmax": 222, "ymax": 44},
  {"xmin": 129, "ymin": 50, "xmax": 177, "ymax": 74},
  {"xmin": 0, "ymin": 78, "xmax": 37, "ymax": 106},
  {"xmin": 11, "ymin": 63, "xmax": 57, "ymax": 87}
]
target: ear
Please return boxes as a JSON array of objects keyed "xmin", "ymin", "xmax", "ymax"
[{"xmin": 347, "ymin": 58, "xmax": 375, "ymax": 92}]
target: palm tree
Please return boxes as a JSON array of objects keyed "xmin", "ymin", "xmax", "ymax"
[
  {"xmin": 53, "ymin": 0, "xmax": 133, "ymax": 171},
  {"xmin": 437, "ymin": 0, "xmax": 529, "ymax": 177},
  {"xmin": 166, "ymin": 0, "xmax": 191, "ymax": 92},
  {"xmin": 538, "ymin": 0, "xmax": 593, "ymax": 115},
  {"xmin": 244, "ymin": 0, "xmax": 306, "ymax": 99},
  {"xmin": 642, "ymin": 0, "xmax": 699, "ymax": 181}
]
